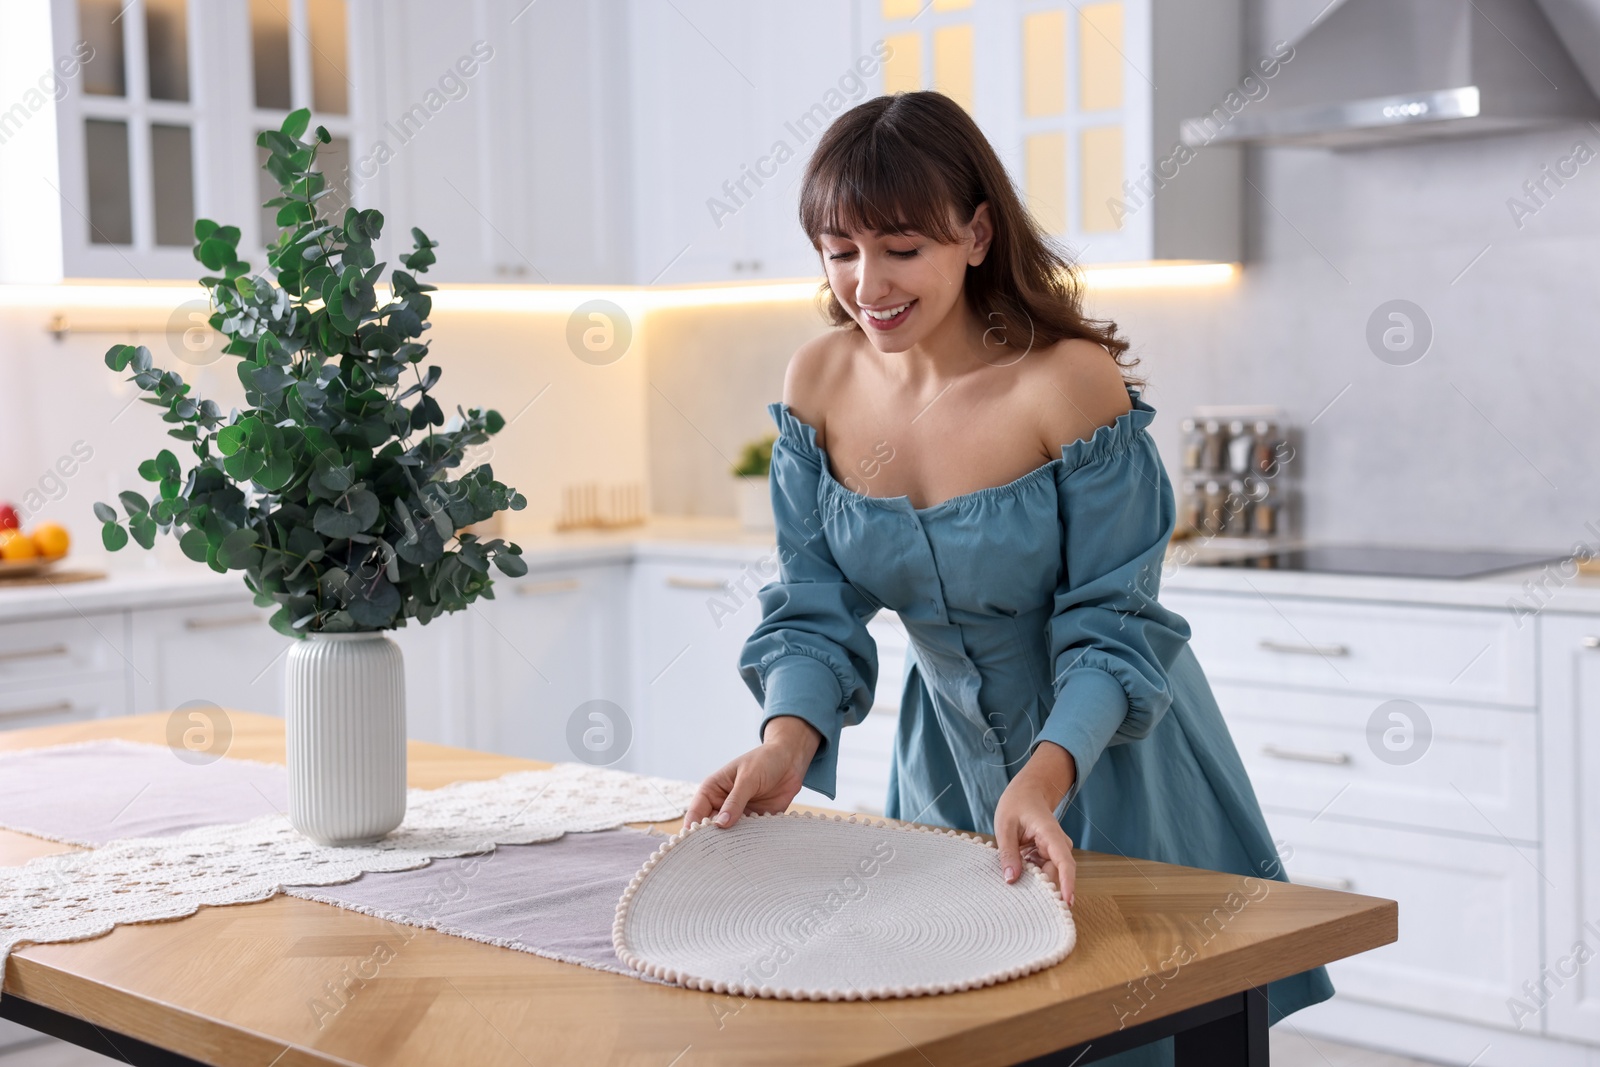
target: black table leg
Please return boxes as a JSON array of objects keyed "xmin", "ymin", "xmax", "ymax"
[
  {"xmin": 1173, "ymin": 986, "xmax": 1269, "ymax": 1066},
  {"xmin": 0, "ymin": 995, "xmax": 209, "ymax": 1067},
  {"xmin": 1016, "ymin": 985, "xmax": 1270, "ymax": 1065}
]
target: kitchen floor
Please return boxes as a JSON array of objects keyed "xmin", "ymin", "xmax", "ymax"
[{"xmin": 0, "ymin": 1031, "xmax": 1455, "ymax": 1065}]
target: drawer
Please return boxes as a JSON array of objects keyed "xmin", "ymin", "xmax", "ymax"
[
  {"xmin": 1264, "ymin": 811, "xmax": 1539, "ymax": 1028},
  {"xmin": 0, "ymin": 612, "xmax": 129, "ymax": 688},
  {"xmin": 1162, "ymin": 591, "xmax": 1534, "ymax": 706},
  {"xmin": 0, "ymin": 676, "xmax": 128, "ymax": 731},
  {"xmin": 1215, "ymin": 683, "xmax": 1537, "ymax": 842}
]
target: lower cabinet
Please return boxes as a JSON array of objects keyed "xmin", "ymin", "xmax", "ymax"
[
  {"xmin": 130, "ymin": 600, "xmax": 284, "ymax": 717},
  {"xmin": 1539, "ymin": 613, "xmax": 1600, "ymax": 1044},
  {"xmin": 628, "ymin": 560, "xmax": 766, "ymax": 783},
  {"xmin": 467, "ymin": 564, "xmax": 631, "ymax": 764},
  {"xmin": 1264, "ymin": 809, "xmax": 1541, "ymax": 1025}
]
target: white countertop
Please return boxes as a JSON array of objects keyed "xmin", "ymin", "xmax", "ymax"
[{"xmin": 3, "ymin": 519, "xmax": 1597, "ymax": 621}]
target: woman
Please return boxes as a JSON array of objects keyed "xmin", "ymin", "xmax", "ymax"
[{"xmin": 684, "ymin": 91, "xmax": 1332, "ymax": 1060}]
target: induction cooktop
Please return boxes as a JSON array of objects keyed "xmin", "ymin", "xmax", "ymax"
[{"xmin": 1204, "ymin": 544, "xmax": 1566, "ymax": 580}]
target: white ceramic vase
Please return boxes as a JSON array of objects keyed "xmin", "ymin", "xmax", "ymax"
[
  {"xmin": 736, "ymin": 475, "xmax": 774, "ymax": 532},
  {"xmin": 284, "ymin": 632, "xmax": 407, "ymax": 845}
]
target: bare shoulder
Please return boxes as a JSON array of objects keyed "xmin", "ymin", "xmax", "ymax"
[
  {"xmin": 1023, "ymin": 337, "xmax": 1134, "ymax": 450},
  {"xmin": 782, "ymin": 329, "xmax": 859, "ymax": 445}
]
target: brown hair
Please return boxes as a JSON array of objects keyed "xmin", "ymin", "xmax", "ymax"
[{"xmin": 798, "ymin": 91, "xmax": 1140, "ymax": 385}]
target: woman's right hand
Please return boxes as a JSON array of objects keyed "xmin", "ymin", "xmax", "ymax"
[{"xmin": 684, "ymin": 715, "xmax": 822, "ymax": 829}]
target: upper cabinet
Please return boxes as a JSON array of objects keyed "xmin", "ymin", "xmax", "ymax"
[
  {"xmin": 861, "ymin": 0, "xmax": 1243, "ymax": 264},
  {"xmin": 8, "ymin": 0, "xmax": 375, "ymax": 282},
  {"xmin": 6, "ymin": 0, "xmax": 1243, "ymax": 285}
]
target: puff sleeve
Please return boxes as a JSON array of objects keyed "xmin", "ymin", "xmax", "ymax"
[
  {"xmin": 737, "ymin": 404, "xmax": 879, "ymax": 799},
  {"xmin": 1032, "ymin": 397, "xmax": 1193, "ymax": 800}
]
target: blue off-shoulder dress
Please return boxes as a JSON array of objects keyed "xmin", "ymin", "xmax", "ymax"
[{"xmin": 737, "ymin": 386, "xmax": 1333, "ymax": 1063}]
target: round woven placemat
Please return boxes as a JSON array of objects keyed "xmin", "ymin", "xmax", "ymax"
[{"xmin": 613, "ymin": 811, "xmax": 1075, "ymax": 1000}]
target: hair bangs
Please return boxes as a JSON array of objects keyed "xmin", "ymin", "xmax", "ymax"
[{"xmin": 800, "ymin": 132, "xmax": 964, "ymax": 246}]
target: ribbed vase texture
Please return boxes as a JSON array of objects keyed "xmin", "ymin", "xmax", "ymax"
[{"xmin": 285, "ymin": 633, "xmax": 407, "ymax": 845}]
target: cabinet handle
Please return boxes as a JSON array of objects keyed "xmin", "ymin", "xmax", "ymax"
[
  {"xmin": 1582, "ymin": 636, "xmax": 1600, "ymax": 649},
  {"xmin": 1290, "ymin": 873, "xmax": 1354, "ymax": 892},
  {"xmin": 184, "ymin": 614, "xmax": 264, "ymax": 631},
  {"xmin": 1259, "ymin": 638, "xmax": 1350, "ymax": 657},
  {"xmin": 0, "ymin": 644, "xmax": 70, "ymax": 664},
  {"xmin": 1262, "ymin": 743, "xmax": 1350, "ymax": 766},
  {"xmin": 0, "ymin": 700, "xmax": 74, "ymax": 721},
  {"xmin": 666, "ymin": 576, "xmax": 728, "ymax": 591},
  {"xmin": 515, "ymin": 578, "xmax": 582, "ymax": 597}
]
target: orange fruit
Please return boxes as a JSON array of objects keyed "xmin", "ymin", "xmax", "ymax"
[
  {"xmin": 0, "ymin": 529, "xmax": 38, "ymax": 561},
  {"xmin": 31, "ymin": 523, "xmax": 70, "ymax": 559}
]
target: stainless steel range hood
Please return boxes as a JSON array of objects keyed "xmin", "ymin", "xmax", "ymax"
[{"xmin": 1181, "ymin": 0, "xmax": 1600, "ymax": 149}]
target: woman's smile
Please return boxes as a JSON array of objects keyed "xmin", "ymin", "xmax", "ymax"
[{"xmin": 860, "ymin": 299, "xmax": 917, "ymax": 330}]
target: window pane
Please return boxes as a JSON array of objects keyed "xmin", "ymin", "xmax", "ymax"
[
  {"xmin": 883, "ymin": 32, "xmax": 921, "ymax": 94},
  {"xmin": 251, "ymin": 0, "xmax": 292, "ymax": 110},
  {"xmin": 85, "ymin": 119, "xmax": 133, "ymax": 244},
  {"xmin": 932, "ymin": 24, "xmax": 973, "ymax": 112},
  {"xmin": 256, "ymin": 136, "xmax": 278, "ymax": 245},
  {"xmin": 1023, "ymin": 10, "xmax": 1066, "ymax": 118},
  {"xmin": 1079, "ymin": 3, "xmax": 1125, "ymax": 112},
  {"xmin": 309, "ymin": 0, "xmax": 350, "ymax": 115},
  {"xmin": 145, "ymin": 0, "xmax": 190, "ymax": 101},
  {"xmin": 151, "ymin": 124, "xmax": 195, "ymax": 245},
  {"xmin": 78, "ymin": 0, "xmax": 126, "ymax": 97},
  {"xmin": 318, "ymin": 135, "xmax": 352, "ymax": 219},
  {"xmin": 1025, "ymin": 133, "xmax": 1066, "ymax": 235},
  {"xmin": 1081, "ymin": 126, "xmax": 1124, "ymax": 233}
]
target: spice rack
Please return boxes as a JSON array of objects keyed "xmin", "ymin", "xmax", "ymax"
[{"xmin": 1175, "ymin": 406, "xmax": 1298, "ymax": 545}]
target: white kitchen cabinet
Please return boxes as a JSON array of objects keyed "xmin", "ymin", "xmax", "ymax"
[
  {"xmin": 1214, "ymin": 682, "xmax": 1538, "ymax": 843},
  {"xmin": 390, "ymin": 609, "xmax": 474, "ymax": 747},
  {"xmin": 822, "ymin": 611, "xmax": 908, "ymax": 815},
  {"xmin": 628, "ymin": 559, "xmax": 765, "ymax": 782},
  {"xmin": 468, "ymin": 563, "xmax": 631, "ymax": 763},
  {"xmin": 372, "ymin": 0, "xmax": 632, "ymax": 284},
  {"xmin": 0, "ymin": 610, "xmax": 130, "ymax": 690},
  {"xmin": 627, "ymin": 0, "xmax": 858, "ymax": 284},
  {"xmin": 1539, "ymin": 613, "xmax": 1600, "ymax": 1044},
  {"xmin": 129, "ymin": 598, "xmax": 284, "ymax": 716},
  {"xmin": 1266, "ymin": 809, "xmax": 1542, "ymax": 1026},
  {"xmin": 0, "ymin": 676, "xmax": 128, "ymax": 731},
  {"xmin": 9, "ymin": 0, "xmax": 378, "ymax": 282}
]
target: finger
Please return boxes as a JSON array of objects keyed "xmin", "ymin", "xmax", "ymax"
[
  {"xmin": 994, "ymin": 808, "xmax": 1025, "ymax": 885},
  {"xmin": 1039, "ymin": 826, "xmax": 1076, "ymax": 905},
  {"xmin": 716, "ymin": 766, "xmax": 761, "ymax": 828},
  {"xmin": 684, "ymin": 762, "xmax": 737, "ymax": 827}
]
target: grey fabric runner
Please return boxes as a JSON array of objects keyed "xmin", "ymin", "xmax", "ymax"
[
  {"xmin": 0, "ymin": 740, "xmax": 674, "ymax": 980},
  {"xmin": 0, "ymin": 739, "xmax": 288, "ymax": 845}
]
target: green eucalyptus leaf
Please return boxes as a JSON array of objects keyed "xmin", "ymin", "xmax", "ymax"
[
  {"xmin": 118, "ymin": 490, "xmax": 149, "ymax": 517},
  {"xmin": 179, "ymin": 527, "xmax": 210, "ymax": 562},
  {"xmin": 93, "ymin": 502, "xmax": 117, "ymax": 524},
  {"xmin": 101, "ymin": 522, "xmax": 129, "ymax": 551}
]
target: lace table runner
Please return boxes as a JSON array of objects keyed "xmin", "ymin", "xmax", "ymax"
[{"xmin": 0, "ymin": 740, "xmax": 699, "ymax": 982}]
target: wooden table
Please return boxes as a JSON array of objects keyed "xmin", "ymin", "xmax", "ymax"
[{"xmin": 0, "ymin": 713, "xmax": 1396, "ymax": 1066}]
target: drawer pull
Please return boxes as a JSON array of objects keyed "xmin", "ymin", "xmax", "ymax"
[
  {"xmin": 0, "ymin": 644, "xmax": 70, "ymax": 664},
  {"xmin": 1261, "ymin": 743, "xmax": 1351, "ymax": 766},
  {"xmin": 515, "ymin": 579, "xmax": 582, "ymax": 597},
  {"xmin": 666, "ymin": 576, "xmax": 728, "ymax": 591},
  {"xmin": 1582, "ymin": 635, "xmax": 1600, "ymax": 649},
  {"xmin": 0, "ymin": 700, "xmax": 74, "ymax": 721},
  {"xmin": 184, "ymin": 614, "xmax": 264, "ymax": 631},
  {"xmin": 1258, "ymin": 638, "xmax": 1350, "ymax": 658},
  {"xmin": 1290, "ymin": 873, "xmax": 1354, "ymax": 892}
]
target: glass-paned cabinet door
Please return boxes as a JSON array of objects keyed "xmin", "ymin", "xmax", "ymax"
[
  {"xmin": 861, "ymin": 0, "xmax": 1154, "ymax": 265},
  {"xmin": 248, "ymin": 0, "xmax": 356, "ymax": 252},
  {"xmin": 53, "ymin": 0, "xmax": 204, "ymax": 277},
  {"xmin": 48, "ymin": 0, "xmax": 371, "ymax": 278}
]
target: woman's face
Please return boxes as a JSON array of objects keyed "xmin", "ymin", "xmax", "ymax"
[{"xmin": 818, "ymin": 203, "xmax": 993, "ymax": 353}]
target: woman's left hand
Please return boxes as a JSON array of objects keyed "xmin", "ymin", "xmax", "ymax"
[{"xmin": 993, "ymin": 741, "xmax": 1078, "ymax": 907}]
